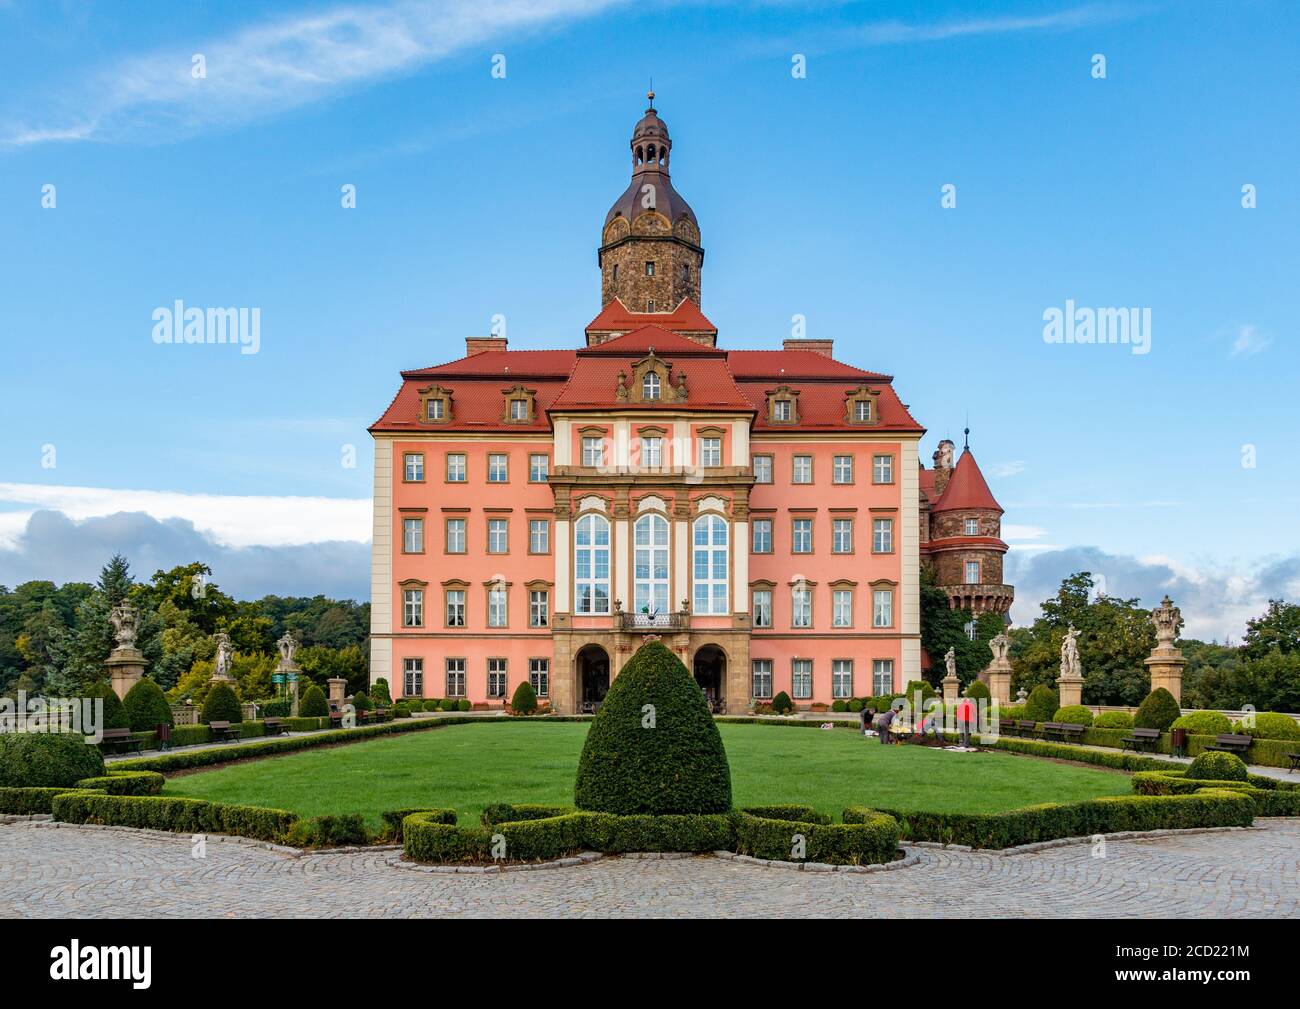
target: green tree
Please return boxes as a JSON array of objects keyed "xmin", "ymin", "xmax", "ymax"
[
  {"xmin": 919, "ymin": 568, "xmax": 996, "ymax": 688},
  {"xmin": 122, "ymin": 677, "xmax": 174, "ymax": 732},
  {"xmin": 1242, "ymin": 599, "xmax": 1300, "ymax": 660}
]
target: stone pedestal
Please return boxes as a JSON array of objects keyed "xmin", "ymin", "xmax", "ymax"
[
  {"xmin": 327, "ymin": 677, "xmax": 348, "ymax": 708},
  {"xmin": 984, "ymin": 658, "xmax": 1013, "ymax": 705},
  {"xmin": 941, "ymin": 673, "xmax": 960, "ymax": 705},
  {"xmin": 106, "ymin": 648, "xmax": 145, "ymax": 700},
  {"xmin": 1145, "ymin": 646, "xmax": 1186, "ymax": 704},
  {"xmin": 1057, "ymin": 675, "xmax": 1084, "ymax": 708}
]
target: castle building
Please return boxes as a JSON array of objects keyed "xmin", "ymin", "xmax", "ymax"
[{"xmin": 369, "ymin": 96, "xmax": 1012, "ymax": 712}]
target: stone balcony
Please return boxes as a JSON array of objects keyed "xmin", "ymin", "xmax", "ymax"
[{"xmin": 942, "ymin": 582, "xmax": 1015, "ymax": 615}]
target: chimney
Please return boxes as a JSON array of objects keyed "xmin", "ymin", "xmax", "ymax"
[
  {"xmin": 932, "ymin": 439, "xmax": 955, "ymax": 495},
  {"xmin": 783, "ymin": 338, "xmax": 834, "ymax": 358},
  {"xmin": 465, "ymin": 336, "xmax": 508, "ymax": 356}
]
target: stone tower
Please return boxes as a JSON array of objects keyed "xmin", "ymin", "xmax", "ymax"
[{"xmin": 599, "ymin": 93, "xmax": 704, "ymax": 312}]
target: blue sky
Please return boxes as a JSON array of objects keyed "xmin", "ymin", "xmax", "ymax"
[{"xmin": 0, "ymin": 0, "xmax": 1296, "ymax": 639}]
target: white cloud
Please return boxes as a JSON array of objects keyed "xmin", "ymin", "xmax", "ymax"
[
  {"xmin": 2, "ymin": 0, "xmax": 623, "ymax": 146},
  {"xmin": 989, "ymin": 460, "xmax": 1027, "ymax": 478},
  {"xmin": 848, "ymin": 4, "xmax": 1139, "ymax": 44},
  {"xmin": 0, "ymin": 483, "xmax": 368, "ymax": 549},
  {"xmin": 1229, "ymin": 323, "xmax": 1271, "ymax": 357}
]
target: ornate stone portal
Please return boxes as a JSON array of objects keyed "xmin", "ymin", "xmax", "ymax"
[
  {"xmin": 1144, "ymin": 595, "xmax": 1186, "ymax": 703},
  {"xmin": 106, "ymin": 602, "xmax": 146, "ymax": 700},
  {"xmin": 982, "ymin": 631, "xmax": 1013, "ymax": 704},
  {"xmin": 1056, "ymin": 624, "xmax": 1084, "ymax": 707}
]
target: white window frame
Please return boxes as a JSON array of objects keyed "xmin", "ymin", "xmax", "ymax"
[
  {"xmin": 752, "ymin": 589, "xmax": 773, "ymax": 629},
  {"xmin": 753, "ymin": 455, "xmax": 773, "ymax": 484},
  {"xmin": 965, "ymin": 517, "xmax": 979, "ymax": 536},
  {"xmin": 699, "ymin": 437, "xmax": 721, "ymax": 468},
  {"xmin": 832, "ymin": 518, "xmax": 853, "ymax": 554},
  {"xmin": 529, "ymin": 590, "xmax": 549, "ymax": 628},
  {"xmin": 403, "ymin": 657, "xmax": 424, "ymax": 698},
  {"xmin": 692, "ymin": 513, "xmax": 729, "ymax": 616},
  {"xmin": 487, "ymin": 587, "xmax": 508, "ymax": 628},
  {"xmin": 833, "ymin": 455, "xmax": 853, "ymax": 484},
  {"xmin": 633, "ymin": 513, "xmax": 671, "ymax": 621},
  {"xmin": 792, "ymin": 659, "xmax": 813, "ymax": 699},
  {"xmin": 575, "ymin": 513, "xmax": 611, "ymax": 614},
  {"xmin": 832, "ymin": 589, "xmax": 852, "ymax": 628},
  {"xmin": 873, "ymin": 454, "xmax": 894, "ymax": 484},
  {"xmin": 792, "ymin": 586, "xmax": 812, "ymax": 628},
  {"xmin": 529, "ymin": 519, "xmax": 549, "ymax": 554},
  {"xmin": 793, "ymin": 455, "xmax": 813, "ymax": 484},
  {"xmin": 773, "ymin": 400, "xmax": 792, "ymax": 422},
  {"xmin": 445, "ymin": 658, "xmax": 466, "ymax": 697},
  {"xmin": 529, "ymin": 453, "xmax": 549, "ymax": 482},
  {"xmin": 832, "ymin": 659, "xmax": 853, "ymax": 699},
  {"xmin": 582, "ymin": 436, "xmax": 604, "ymax": 467},
  {"xmin": 404, "ymin": 453, "xmax": 424, "ymax": 482},
  {"xmin": 872, "ymin": 659, "xmax": 894, "ymax": 696},
  {"xmin": 966, "ymin": 560, "xmax": 981, "ymax": 584},
  {"xmin": 855, "ymin": 400, "xmax": 871, "ymax": 423},
  {"xmin": 403, "ymin": 517, "xmax": 423, "ymax": 553},
  {"xmin": 529, "ymin": 658, "xmax": 550, "ymax": 698},
  {"xmin": 487, "ymin": 658, "xmax": 508, "ymax": 698},
  {"xmin": 488, "ymin": 453, "xmax": 508, "ymax": 483},
  {"xmin": 643, "ymin": 372, "xmax": 661, "ymax": 400},
  {"xmin": 752, "ymin": 518, "xmax": 772, "ymax": 554},
  {"xmin": 873, "ymin": 518, "xmax": 894, "ymax": 554},
  {"xmin": 446, "ymin": 453, "xmax": 467, "ymax": 482},
  {"xmin": 446, "ymin": 518, "xmax": 466, "ymax": 554},
  {"xmin": 792, "ymin": 518, "xmax": 813, "ymax": 554},
  {"xmin": 488, "ymin": 518, "xmax": 508, "ymax": 554},
  {"xmin": 402, "ymin": 588, "xmax": 423, "ymax": 627},
  {"xmin": 641, "ymin": 436, "xmax": 662, "ymax": 468},
  {"xmin": 445, "ymin": 589, "xmax": 465, "ymax": 627},
  {"xmin": 873, "ymin": 588, "xmax": 893, "ymax": 628},
  {"xmin": 751, "ymin": 659, "xmax": 773, "ymax": 699}
]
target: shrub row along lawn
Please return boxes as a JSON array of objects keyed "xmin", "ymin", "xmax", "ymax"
[{"xmin": 161, "ymin": 721, "xmax": 1134, "ymax": 829}]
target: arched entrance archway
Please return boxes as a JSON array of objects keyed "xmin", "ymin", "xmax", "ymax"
[
  {"xmin": 577, "ymin": 644, "xmax": 610, "ymax": 712},
  {"xmin": 694, "ymin": 645, "xmax": 727, "ymax": 713}
]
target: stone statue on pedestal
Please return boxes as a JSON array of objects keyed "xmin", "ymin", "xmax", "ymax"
[
  {"xmin": 983, "ymin": 631, "xmax": 1014, "ymax": 704},
  {"xmin": 109, "ymin": 602, "xmax": 140, "ymax": 654},
  {"xmin": 1151, "ymin": 596, "xmax": 1182, "ymax": 647},
  {"xmin": 106, "ymin": 602, "xmax": 146, "ymax": 700},
  {"xmin": 1057, "ymin": 624, "xmax": 1084, "ymax": 706},
  {"xmin": 990, "ymin": 632, "xmax": 1010, "ymax": 663},
  {"xmin": 1145, "ymin": 595, "xmax": 1186, "ymax": 703},
  {"xmin": 213, "ymin": 631, "xmax": 235, "ymax": 681}
]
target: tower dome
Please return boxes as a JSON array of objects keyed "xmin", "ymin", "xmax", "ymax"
[{"xmin": 599, "ymin": 93, "xmax": 704, "ymax": 311}]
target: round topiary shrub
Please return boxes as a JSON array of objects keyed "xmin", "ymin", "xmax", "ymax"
[
  {"xmin": 1024, "ymin": 685, "xmax": 1059, "ymax": 723},
  {"xmin": 1094, "ymin": 711, "xmax": 1134, "ymax": 729},
  {"xmin": 771, "ymin": 691, "xmax": 794, "ymax": 715},
  {"xmin": 370, "ymin": 678, "xmax": 392, "ymax": 706},
  {"xmin": 456, "ymin": 699, "xmax": 471, "ymax": 712},
  {"xmin": 1134, "ymin": 687, "xmax": 1180, "ymax": 731},
  {"xmin": 904, "ymin": 679, "xmax": 935, "ymax": 701},
  {"xmin": 90, "ymin": 683, "xmax": 129, "ymax": 731},
  {"xmin": 510, "ymin": 680, "xmax": 538, "ymax": 716},
  {"xmin": 423, "ymin": 699, "xmax": 441, "ymax": 712},
  {"xmin": 831, "ymin": 699, "xmax": 846, "ymax": 712},
  {"xmin": 1240, "ymin": 712, "xmax": 1300, "ymax": 741},
  {"xmin": 0, "ymin": 732, "xmax": 105, "ymax": 788},
  {"xmin": 965, "ymin": 680, "xmax": 991, "ymax": 701},
  {"xmin": 997, "ymin": 704, "xmax": 1026, "ymax": 722},
  {"xmin": 438, "ymin": 698, "xmax": 456, "ymax": 711},
  {"xmin": 574, "ymin": 640, "xmax": 732, "ymax": 815},
  {"xmin": 1187, "ymin": 750, "xmax": 1248, "ymax": 782},
  {"xmin": 394, "ymin": 703, "xmax": 411, "ymax": 718},
  {"xmin": 201, "ymin": 682, "xmax": 242, "ymax": 724},
  {"xmin": 352, "ymin": 691, "xmax": 371, "ymax": 712},
  {"xmin": 299, "ymin": 684, "xmax": 328, "ymax": 718},
  {"xmin": 122, "ymin": 677, "xmax": 173, "ymax": 732},
  {"xmin": 1171, "ymin": 710, "xmax": 1231, "ymax": 736},
  {"xmin": 1052, "ymin": 704, "xmax": 1094, "ymax": 726},
  {"xmin": 847, "ymin": 698, "xmax": 864, "ymax": 713}
]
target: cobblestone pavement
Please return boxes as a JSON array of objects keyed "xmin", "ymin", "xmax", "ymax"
[{"xmin": 2, "ymin": 819, "xmax": 1296, "ymax": 918}]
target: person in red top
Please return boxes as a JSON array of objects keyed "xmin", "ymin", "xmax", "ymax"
[{"xmin": 957, "ymin": 697, "xmax": 976, "ymax": 748}]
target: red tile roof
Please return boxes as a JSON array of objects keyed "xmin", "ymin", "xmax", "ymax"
[
  {"xmin": 551, "ymin": 355, "xmax": 753, "ymax": 412},
  {"xmin": 403, "ymin": 349, "xmax": 576, "ymax": 379},
  {"xmin": 727, "ymin": 350, "xmax": 889, "ymax": 382},
  {"xmin": 931, "ymin": 450, "xmax": 1004, "ymax": 513},
  {"xmin": 585, "ymin": 298, "xmax": 717, "ymax": 335},
  {"xmin": 579, "ymin": 325, "xmax": 723, "ymax": 358}
]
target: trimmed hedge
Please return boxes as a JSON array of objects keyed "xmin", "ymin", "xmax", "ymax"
[
  {"xmin": 1024, "ymin": 685, "xmax": 1059, "ymax": 723},
  {"xmin": 123, "ymin": 678, "xmax": 174, "ymax": 732},
  {"xmin": 1052, "ymin": 705, "xmax": 1094, "ymax": 727},
  {"xmin": 1132, "ymin": 771, "xmax": 1300, "ymax": 817},
  {"xmin": 740, "ymin": 804, "xmax": 831, "ymax": 825},
  {"xmin": 284, "ymin": 814, "xmax": 369, "ymax": 848},
  {"xmin": 771, "ymin": 691, "xmax": 794, "ymax": 715},
  {"xmin": 380, "ymin": 807, "xmax": 456, "ymax": 842},
  {"xmin": 51, "ymin": 791, "xmax": 296, "ymax": 841},
  {"xmin": 0, "ymin": 732, "xmax": 105, "ymax": 788},
  {"xmin": 1187, "ymin": 750, "xmax": 1248, "ymax": 781},
  {"xmin": 510, "ymin": 680, "xmax": 538, "ymax": 716},
  {"xmin": 882, "ymin": 790, "xmax": 1255, "ymax": 849},
  {"xmin": 1134, "ymin": 688, "xmax": 1180, "ymax": 731},
  {"xmin": 1186, "ymin": 733, "xmax": 1296, "ymax": 769},
  {"xmin": 201, "ymin": 682, "xmax": 243, "ymax": 724},
  {"xmin": 1171, "ymin": 711, "xmax": 1231, "ymax": 736},
  {"xmin": 1239, "ymin": 712, "xmax": 1300, "ymax": 741},
  {"xmin": 1094, "ymin": 711, "xmax": 1134, "ymax": 730},
  {"xmin": 73, "ymin": 771, "xmax": 165, "ymax": 796},
  {"xmin": 982, "ymin": 735, "xmax": 1171, "ymax": 772},
  {"xmin": 733, "ymin": 809, "xmax": 899, "ymax": 865},
  {"xmin": 0, "ymin": 786, "xmax": 97, "ymax": 815},
  {"xmin": 299, "ymin": 685, "xmax": 329, "ymax": 718},
  {"xmin": 171, "ymin": 724, "xmax": 212, "ymax": 747},
  {"xmin": 480, "ymin": 803, "xmax": 573, "ymax": 826}
]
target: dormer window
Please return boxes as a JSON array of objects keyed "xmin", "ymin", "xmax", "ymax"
[
  {"xmin": 643, "ymin": 372, "xmax": 661, "ymax": 400},
  {"xmin": 417, "ymin": 385, "xmax": 453, "ymax": 425},
  {"xmin": 510, "ymin": 399, "xmax": 527, "ymax": 421},
  {"xmin": 767, "ymin": 386, "xmax": 800, "ymax": 425},
  {"xmin": 845, "ymin": 386, "xmax": 881, "ymax": 426},
  {"xmin": 774, "ymin": 400, "xmax": 791, "ymax": 422},
  {"xmin": 854, "ymin": 401, "xmax": 871, "ymax": 422},
  {"xmin": 501, "ymin": 384, "xmax": 536, "ymax": 424}
]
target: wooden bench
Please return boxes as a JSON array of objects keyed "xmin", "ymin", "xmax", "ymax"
[
  {"xmin": 1121, "ymin": 727, "xmax": 1162, "ymax": 753},
  {"xmin": 1204, "ymin": 733, "xmax": 1252, "ymax": 756},
  {"xmin": 328, "ymin": 712, "xmax": 345, "ymax": 730},
  {"xmin": 1015, "ymin": 720, "xmax": 1039, "ymax": 739},
  {"xmin": 1042, "ymin": 722, "xmax": 1086, "ymax": 744},
  {"xmin": 208, "ymin": 720, "xmax": 242, "ymax": 743},
  {"xmin": 1288, "ymin": 753, "xmax": 1300, "ymax": 773},
  {"xmin": 98, "ymin": 727, "xmax": 144, "ymax": 755},
  {"xmin": 263, "ymin": 717, "xmax": 288, "ymax": 736}
]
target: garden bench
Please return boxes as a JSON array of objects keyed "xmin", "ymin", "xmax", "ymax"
[
  {"xmin": 98, "ymin": 727, "xmax": 144, "ymax": 755},
  {"xmin": 208, "ymin": 720, "xmax": 242, "ymax": 743},
  {"xmin": 1016, "ymin": 720, "xmax": 1040, "ymax": 738},
  {"xmin": 1121, "ymin": 728, "xmax": 1161, "ymax": 753},
  {"xmin": 1288, "ymin": 753, "xmax": 1299, "ymax": 773},
  {"xmin": 263, "ymin": 717, "xmax": 288, "ymax": 736},
  {"xmin": 1042, "ymin": 722, "xmax": 1085, "ymax": 744},
  {"xmin": 328, "ymin": 712, "xmax": 345, "ymax": 729},
  {"xmin": 1204, "ymin": 733, "xmax": 1252, "ymax": 756}
]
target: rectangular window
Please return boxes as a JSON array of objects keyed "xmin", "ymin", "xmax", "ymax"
[
  {"xmin": 792, "ymin": 518, "xmax": 813, "ymax": 554},
  {"xmin": 832, "ymin": 518, "xmax": 853, "ymax": 554},
  {"xmin": 428, "ymin": 399, "xmax": 445, "ymax": 421},
  {"xmin": 645, "ymin": 261, "xmax": 655, "ymax": 276},
  {"xmin": 699, "ymin": 437, "xmax": 721, "ymax": 468},
  {"xmin": 488, "ymin": 518, "xmax": 508, "ymax": 554},
  {"xmin": 529, "ymin": 519, "xmax": 550, "ymax": 554},
  {"xmin": 509, "ymin": 399, "xmax": 528, "ymax": 421},
  {"xmin": 487, "ymin": 587, "xmax": 507, "ymax": 627},
  {"xmin": 445, "ymin": 658, "xmax": 466, "ymax": 697},
  {"xmin": 641, "ymin": 436, "xmax": 662, "ymax": 468},
  {"xmin": 402, "ymin": 517, "xmax": 423, "ymax": 553},
  {"xmin": 752, "ymin": 589, "xmax": 773, "ymax": 628},
  {"xmin": 873, "ymin": 454, "xmax": 894, "ymax": 484},
  {"xmin": 529, "ymin": 589, "xmax": 549, "ymax": 628},
  {"xmin": 529, "ymin": 658, "xmax": 550, "ymax": 698},
  {"xmin": 529, "ymin": 454, "xmax": 549, "ymax": 482},
  {"xmin": 488, "ymin": 454, "xmax": 508, "ymax": 483},
  {"xmin": 873, "ymin": 588, "xmax": 893, "ymax": 628},
  {"xmin": 751, "ymin": 659, "xmax": 773, "ymax": 699},
  {"xmin": 873, "ymin": 518, "xmax": 894, "ymax": 554},
  {"xmin": 446, "ymin": 453, "xmax": 466, "ymax": 482},
  {"xmin": 446, "ymin": 518, "xmax": 466, "ymax": 553},
  {"xmin": 752, "ymin": 518, "xmax": 773, "ymax": 554},
  {"xmin": 965, "ymin": 517, "xmax": 979, "ymax": 536},
  {"xmin": 582, "ymin": 436, "xmax": 604, "ymax": 467},
  {"xmin": 965, "ymin": 560, "xmax": 981, "ymax": 584},
  {"xmin": 833, "ymin": 455, "xmax": 853, "ymax": 484},
  {"xmin": 402, "ymin": 588, "xmax": 423, "ymax": 627},
  {"xmin": 855, "ymin": 400, "xmax": 871, "ymax": 423},
  {"xmin": 792, "ymin": 587, "xmax": 812, "ymax": 628},
  {"xmin": 487, "ymin": 658, "xmax": 508, "ymax": 698},
  {"xmin": 753, "ymin": 455, "xmax": 773, "ymax": 484},
  {"xmin": 832, "ymin": 589, "xmax": 852, "ymax": 628},
  {"xmin": 873, "ymin": 659, "xmax": 895, "ymax": 696},
  {"xmin": 773, "ymin": 400, "xmax": 792, "ymax": 422},
  {"xmin": 403, "ymin": 658, "xmax": 423, "ymax": 698},
  {"xmin": 832, "ymin": 659, "xmax": 853, "ymax": 699},
  {"xmin": 793, "ymin": 455, "xmax": 813, "ymax": 484},
  {"xmin": 445, "ymin": 589, "xmax": 465, "ymax": 627},
  {"xmin": 792, "ymin": 659, "xmax": 813, "ymax": 699},
  {"xmin": 403, "ymin": 453, "xmax": 424, "ymax": 482}
]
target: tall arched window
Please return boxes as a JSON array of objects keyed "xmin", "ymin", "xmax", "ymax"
[
  {"xmin": 575, "ymin": 514, "xmax": 611, "ymax": 614},
  {"xmin": 642, "ymin": 372, "xmax": 661, "ymax": 401},
  {"xmin": 634, "ymin": 514, "xmax": 670, "ymax": 622},
  {"xmin": 692, "ymin": 514, "xmax": 729, "ymax": 615}
]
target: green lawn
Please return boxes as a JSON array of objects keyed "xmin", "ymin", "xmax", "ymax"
[{"xmin": 162, "ymin": 721, "xmax": 1132, "ymax": 828}]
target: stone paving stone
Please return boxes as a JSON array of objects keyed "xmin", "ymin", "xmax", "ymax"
[{"xmin": 1, "ymin": 818, "xmax": 1297, "ymax": 918}]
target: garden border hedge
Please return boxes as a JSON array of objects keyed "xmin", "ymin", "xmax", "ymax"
[
  {"xmin": 1131, "ymin": 770, "xmax": 1300, "ymax": 817},
  {"xmin": 50, "ymin": 791, "xmax": 296, "ymax": 842}
]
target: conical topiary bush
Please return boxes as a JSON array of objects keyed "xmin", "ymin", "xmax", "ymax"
[{"xmin": 574, "ymin": 640, "xmax": 732, "ymax": 815}]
